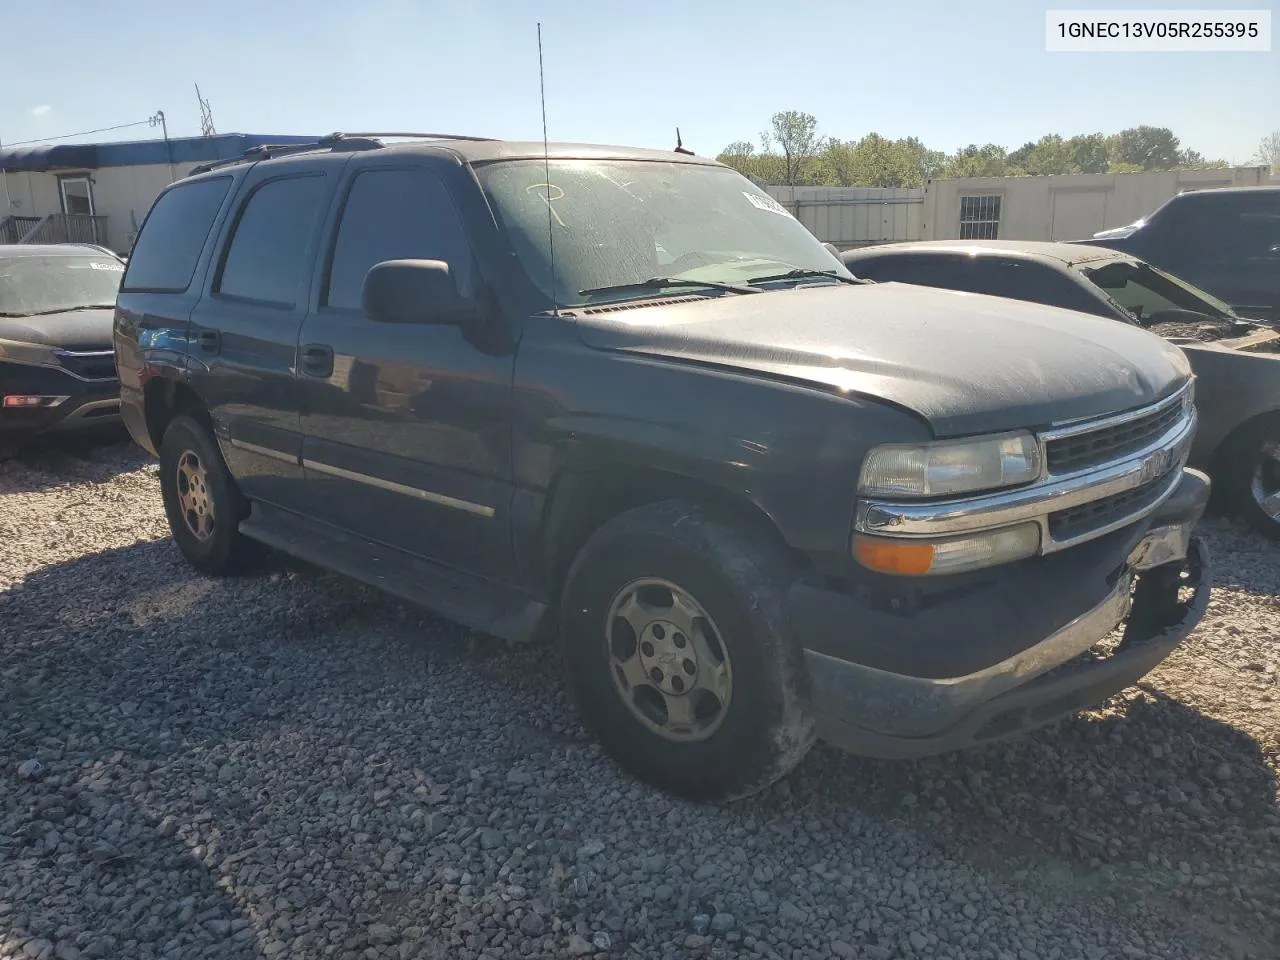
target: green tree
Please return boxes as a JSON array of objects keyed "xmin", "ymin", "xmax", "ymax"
[
  {"xmin": 820, "ymin": 134, "xmax": 945, "ymax": 188},
  {"xmin": 716, "ymin": 141, "xmax": 786, "ymax": 184},
  {"xmin": 762, "ymin": 111, "xmax": 824, "ymax": 185},
  {"xmin": 939, "ymin": 144, "xmax": 1010, "ymax": 179},
  {"xmin": 1015, "ymin": 135, "xmax": 1074, "ymax": 175},
  {"xmin": 1108, "ymin": 126, "xmax": 1181, "ymax": 170},
  {"xmin": 1066, "ymin": 133, "xmax": 1110, "ymax": 173}
]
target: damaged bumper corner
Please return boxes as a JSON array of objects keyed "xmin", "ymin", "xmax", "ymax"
[{"xmin": 804, "ymin": 469, "xmax": 1212, "ymax": 760}]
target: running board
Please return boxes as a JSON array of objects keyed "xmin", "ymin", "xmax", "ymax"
[{"xmin": 240, "ymin": 503, "xmax": 548, "ymax": 644}]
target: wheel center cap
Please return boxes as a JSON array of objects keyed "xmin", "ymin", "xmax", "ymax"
[{"xmin": 638, "ymin": 619, "xmax": 695, "ymax": 695}]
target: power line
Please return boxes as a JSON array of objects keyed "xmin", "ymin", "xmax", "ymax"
[{"xmin": 1, "ymin": 118, "xmax": 158, "ymax": 149}]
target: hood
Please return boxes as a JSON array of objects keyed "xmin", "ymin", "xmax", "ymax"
[
  {"xmin": 0, "ymin": 308, "xmax": 115, "ymax": 349},
  {"xmin": 1091, "ymin": 220, "xmax": 1143, "ymax": 241},
  {"xmin": 574, "ymin": 283, "xmax": 1191, "ymax": 437}
]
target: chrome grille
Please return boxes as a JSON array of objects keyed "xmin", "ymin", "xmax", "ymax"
[
  {"xmin": 1046, "ymin": 400, "xmax": 1183, "ymax": 475},
  {"xmin": 1048, "ymin": 474, "xmax": 1173, "ymax": 543},
  {"xmin": 55, "ymin": 349, "xmax": 117, "ymax": 382}
]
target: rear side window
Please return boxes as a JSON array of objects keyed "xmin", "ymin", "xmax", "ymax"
[
  {"xmin": 971, "ymin": 260, "xmax": 1109, "ymax": 315},
  {"xmin": 121, "ymin": 178, "xmax": 231, "ymax": 292},
  {"xmin": 217, "ymin": 175, "xmax": 329, "ymax": 307},
  {"xmin": 324, "ymin": 167, "xmax": 474, "ymax": 312},
  {"xmin": 852, "ymin": 255, "xmax": 975, "ymax": 291}
]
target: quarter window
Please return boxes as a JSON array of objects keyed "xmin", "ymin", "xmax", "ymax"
[
  {"xmin": 217, "ymin": 175, "xmax": 329, "ymax": 307},
  {"xmin": 959, "ymin": 195, "xmax": 1001, "ymax": 240},
  {"xmin": 324, "ymin": 168, "xmax": 474, "ymax": 312},
  {"xmin": 121, "ymin": 178, "xmax": 231, "ymax": 293}
]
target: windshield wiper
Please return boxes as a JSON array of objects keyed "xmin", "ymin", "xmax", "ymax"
[
  {"xmin": 747, "ymin": 268, "xmax": 865, "ymax": 286},
  {"xmin": 578, "ymin": 277, "xmax": 761, "ymax": 298}
]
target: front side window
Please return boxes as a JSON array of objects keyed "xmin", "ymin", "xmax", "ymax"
[
  {"xmin": 477, "ymin": 159, "xmax": 851, "ymax": 307},
  {"xmin": 1080, "ymin": 259, "xmax": 1235, "ymax": 323},
  {"xmin": 122, "ymin": 177, "xmax": 231, "ymax": 293},
  {"xmin": 1220, "ymin": 210, "xmax": 1280, "ymax": 261},
  {"xmin": 325, "ymin": 167, "xmax": 474, "ymax": 312},
  {"xmin": 218, "ymin": 175, "xmax": 329, "ymax": 307},
  {"xmin": 0, "ymin": 255, "xmax": 124, "ymax": 317}
]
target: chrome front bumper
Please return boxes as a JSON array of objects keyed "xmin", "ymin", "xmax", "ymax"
[{"xmin": 809, "ymin": 468, "xmax": 1211, "ymax": 758}]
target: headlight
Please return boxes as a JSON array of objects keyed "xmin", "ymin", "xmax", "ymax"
[
  {"xmin": 0, "ymin": 338, "xmax": 59, "ymax": 367},
  {"xmin": 858, "ymin": 431, "xmax": 1041, "ymax": 498},
  {"xmin": 853, "ymin": 522, "xmax": 1042, "ymax": 576}
]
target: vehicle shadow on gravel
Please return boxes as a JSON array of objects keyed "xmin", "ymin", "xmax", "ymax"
[
  {"xmin": 4, "ymin": 534, "xmax": 1276, "ymax": 958},
  {"xmin": 0, "ymin": 429, "xmax": 148, "ymax": 495},
  {"xmin": 1, "ymin": 540, "xmax": 277, "ymax": 959}
]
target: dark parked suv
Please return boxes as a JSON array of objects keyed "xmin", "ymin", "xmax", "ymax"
[
  {"xmin": 116, "ymin": 133, "xmax": 1211, "ymax": 800},
  {"xmin": 1088, "ymin": 185, "xmax": 1280, "ymax": 325}
]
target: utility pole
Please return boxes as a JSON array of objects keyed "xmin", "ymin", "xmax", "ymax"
[
  {"xmin": 150, "ymin": 110, "xmax": 174, "ymax": 183},
  {"xmin": 196, "ymin": 84, "xmax": 216, "ymax": 137}
]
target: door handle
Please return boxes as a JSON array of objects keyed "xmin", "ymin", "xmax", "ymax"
[
  {"xmin": 301, "ymin": 343, "xmax": 334, "ymax": 378},
  {"xmin": 197, "ymin": 329, "xmax": 220, "ymax": 353}
]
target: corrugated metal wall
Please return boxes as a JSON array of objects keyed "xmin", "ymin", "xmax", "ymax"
[
  {"xmin": 765, "ymin": 167, "xmax": 1270, "ymax": 248},
  {"xmin": 765, "ymin": 186, "xmax": 923, "ymax": 248}
]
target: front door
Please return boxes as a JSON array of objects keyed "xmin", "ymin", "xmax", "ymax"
[
  {"xmin": 187, "ymin": 158, "xmax": 341, "ymax": 506},
  {"xmin": 1149, "ymin": 192, "xmax": 1280, "ymax": 323},
  {"xmin": 296, "ymin": 160, "xmax": 516, "ymax": 581}
]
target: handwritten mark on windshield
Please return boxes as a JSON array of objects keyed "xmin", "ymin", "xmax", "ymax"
[{"xmin": 527, "ymin": 183, "xmax": 566, "ymax": 227}]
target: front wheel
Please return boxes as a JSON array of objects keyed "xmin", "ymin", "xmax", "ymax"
[
  {"xmin": 159, "ymin": 415, "xmax": 261, "ymax": 574},
  {"xmin": 1221, "ymin": 417, "xmax": 1280, "ymax": 540},
  {"xmin": 559, "ymin": 501, "xmax": 814, "ymax": 802}
]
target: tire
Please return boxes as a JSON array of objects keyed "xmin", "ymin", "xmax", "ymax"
[
  {"xmin": 559, "ymin": 500, "xmax": 814, "ymax": 802},
  {"xmin": 158, "ymin": 415, "xmax": 261, "ymax": 575},
  {"xmin": 1220, "ymin": 415, "xmax": 1280, "ymax": 540}
]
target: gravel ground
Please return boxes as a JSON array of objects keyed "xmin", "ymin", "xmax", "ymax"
[{"xmin": 1, "ymin": 434, "xmax": 1277, "ymax": 960}]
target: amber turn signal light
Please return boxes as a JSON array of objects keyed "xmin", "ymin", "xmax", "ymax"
[{"xmin": 852, "ymin": 536, "xmax": 936, "ymax": 575}]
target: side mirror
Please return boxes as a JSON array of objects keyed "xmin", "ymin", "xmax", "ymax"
[{"xmin": 362, "ymin": 259, "xmax": 476, "ymax": 325}]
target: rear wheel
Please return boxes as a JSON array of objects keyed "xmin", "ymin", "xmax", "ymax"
[
  {"xmin": 159, "ymin": 415, "xmax": 261, "ymax": 574},
  {"xmin": 559, "ymin": 500, "xmax": 814, "ymax": 802},
  {"xmin": 1221, "ymin": 416, "xmax": 1280, "ymax": 540}
]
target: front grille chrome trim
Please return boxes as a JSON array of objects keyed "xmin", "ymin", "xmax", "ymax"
[
  {"xmin": 1039, "ymin": 382, "xmax": 1191, "ymax": 443},
  {"xmin": 856, "ymin": 409, "xmax": 1195, "ymax": 554}
]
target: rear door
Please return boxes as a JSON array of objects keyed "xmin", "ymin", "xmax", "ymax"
[
  {"xmin": 296, "ymin": 158, "xmax": 517, "ymax": 581},
  {"xmin": 114, "ymin": 176, "xmax": 237, "ymax": 451},
  {"xmin": 187, "ymin": 157, "xmax": 341, "ymax": 506}
]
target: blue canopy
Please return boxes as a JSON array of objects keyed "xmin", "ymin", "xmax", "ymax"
[{"xmin": 0, "ymin": 133, "xmax": 319, "ymax": 172}]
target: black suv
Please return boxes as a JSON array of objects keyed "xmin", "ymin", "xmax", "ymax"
[
  {"xmin": 116, "ymin": 134, "xmax": 1211, "ymax": 801},
  {"xmin": 1088, "ymin": 185, "xmax": 1280, "ymax": 325}
]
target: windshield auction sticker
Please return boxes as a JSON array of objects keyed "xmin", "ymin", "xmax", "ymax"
[
  {"xmin": 1046, "ymin": 9, "xmax": 1270, "ymax": 51},
  {"xmin": 743, "ymin": 192, "xmax": 794, "ymax": 218}
]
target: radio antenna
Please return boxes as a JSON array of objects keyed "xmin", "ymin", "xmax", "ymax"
[{"xmin": 537, "ymin": 22, "xmax": 559, "ymax": 317}]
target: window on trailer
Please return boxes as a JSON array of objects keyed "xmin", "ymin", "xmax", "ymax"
[{"xmin": 959, "ymin": 195, "xmax": 1001, "ymax": 239}]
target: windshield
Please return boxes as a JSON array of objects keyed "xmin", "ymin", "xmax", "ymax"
[
  {"xmin": 0, "ymin": 255, "xmax": 125, "ymax": 317},
  {"xmin": 477, "ymin": 159, "xmax": 853, "ymax": 307},
  {"xmin": 1078, "ymin": 258, "xmax": 1235, "ymax": 323}
]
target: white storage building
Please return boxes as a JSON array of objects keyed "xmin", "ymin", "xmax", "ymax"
[{"xmin": 0, "ymin": 133, "xmax": 316, "ymax": 254}]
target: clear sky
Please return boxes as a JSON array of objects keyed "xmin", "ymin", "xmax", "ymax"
[{"xmin": 2, "ymin": 0, "xmax": 1276, "ymax": 162}]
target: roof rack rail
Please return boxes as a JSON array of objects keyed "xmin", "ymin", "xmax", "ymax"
[
  {"xmin": 184, "ymin": 131, "xmax": 498, "ymax": 178},
  {"xmin": 332, "ymin": 131, "xmax": 499, "ymax": 142},
  {"xmin": 185, "ymin": 133, "xmax": 386, "ymax": 177}
]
